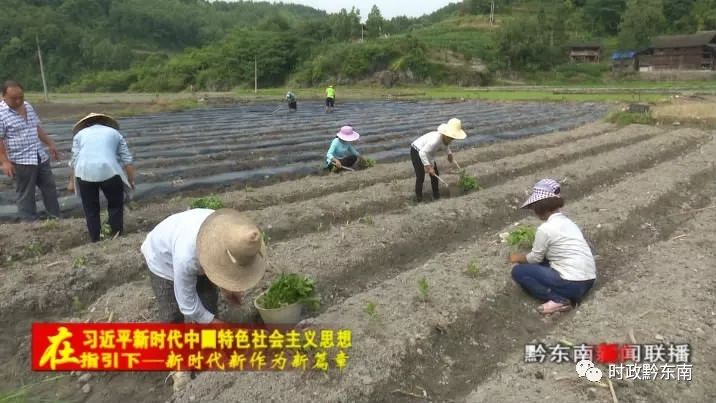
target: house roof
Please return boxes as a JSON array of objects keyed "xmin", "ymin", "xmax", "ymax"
[
  {"xmin": 568, "ymin": 42, "xmax": 602, "ymax": 49},
  {"xmin": 611, "ymin": 51, "xmax": 637, "ymax": 61},
  {"xmin": 651, "ymin": 31, "xmax": 716, "ymax": 48}
]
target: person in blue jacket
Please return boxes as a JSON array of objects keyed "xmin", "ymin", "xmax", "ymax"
[{"xmin": 324, "ymin": 125, "xmax": 366, "ymax": 172}]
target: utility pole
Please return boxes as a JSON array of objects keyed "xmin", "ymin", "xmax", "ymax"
[
  {"xmin": 254, "ymin": 56, "xmax": 257, "ymax": 94},
  {"xmin": 490, "ymin": 1, "xmax": 495, "ymax": 26},
  {"xmin": 35, "ymin": 34, "xmax": 49, "ymax": 102},
  {"xmin": 361, "ymin": 24, "xmax": 364, "ymax": 42}
]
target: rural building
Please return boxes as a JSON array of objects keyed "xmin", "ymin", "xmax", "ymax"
[
  {"xmin": 568, "ymin": 43, "xmax": 602, "ymax": 63},
  {"xmin": 611, "ymin": 51, "xmax": 639, "ymax": 72},
  {"xmin": 638, "ymin": 30, "xmax": 716, "ymax": 71}
]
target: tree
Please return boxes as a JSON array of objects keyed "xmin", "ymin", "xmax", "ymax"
[
  {"xmin": 692, "ymin": 0, "xmax": 716, "ymax": 30},
  {"xmin": 663, "ymin": 0, "xmax": 696, "ymax": 32},
  {"xmin": 617, "ymin": 0, "xmax": 666, "ymax": 49},
  {"xmin": 583, "ymin": 0, "xmax": 627, "ymax": 35},
  {"xmin": 366, "ymin": 5, "xmax": 384, "ymax": 39}
]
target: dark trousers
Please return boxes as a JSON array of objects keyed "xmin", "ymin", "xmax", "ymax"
[
  {"xmin": 149, "ymin": 271, "xmax": 219, "ymax": 323},
  {"xmin": 511, "ymin": 262, "xmax": 595, "ymax": 304},
  {"xmin": 14, "ymin": 159, "xmax": 61, "ymax": 219},
  {"xmin": 326, "ymin": 97, "xmax": 335, "ymax": 107},
  {"xmin": 288, "ymin": 101, "xmax": 297, "ymax": 111},
  {"xmin": 326, "ymin": 155, "xmax": 357, "ymax": 171},
  {"xmin": 77, "ymin": 175, "xmax": 125, "ymax": 242},
  {"xmin": 410, "ymin": 147, "xmax": 439, "ymax": 201}
]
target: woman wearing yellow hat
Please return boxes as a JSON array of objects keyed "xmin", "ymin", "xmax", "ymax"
[{"xmin": 410, "ymin": 118, "xmax": 466, "ymax": 202}]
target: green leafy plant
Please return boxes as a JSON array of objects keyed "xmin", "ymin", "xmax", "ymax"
[
  {"xmin": 506, "ymin": 226, "xmax": 537, "ymax": 249},
  {"xmin": 457, "ymin": 171, "xmax": 480, "ymax": 193},
  {"xmin": 261, "ymin": 231, "xmax": 271, "ymax": 246},
  {"xmin": 26, "ymin": 242, "xmax": 43, "ymax": 258},
  {"xmin": 607, "ymin": 110, "xmax": 655, "ymax": 126},
  {"xmin": 73, "ymin": 256, "xmax": 87, "ymax": 269},
  {"xmin": 41, "ymin": 218, "xmax": 59, "ymax": 230},
  {"xmin": 465, "ymin": 261, "xmax": 479, "ymax": 278},
  {"xmin": 190, "ymin": 195, "xmax": 224, "ymax": 210},
  {"xmin": 418, "ymin": 277, "xmax": 429, "ymax": 301},
  {"xmin": 359, "ymin": 157, "xmax": 377, "ymax": 169},
  {"xmin": 99, "ymin": 223, "xmax": 113, "ymax": 240},
  {"xmin": 256, "ymin": 273, "xmax": 320, "ymax": 311},
  {"xmin": 364, "ymin": 302, "xmax": 377, "ymax": 318}
]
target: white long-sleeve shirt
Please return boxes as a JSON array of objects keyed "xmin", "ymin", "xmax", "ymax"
[
  {"xmin": 141, "ymin": 208, "xmax": 216, "ymax": 323},
  {"xmin": 526, "ymin": 212, "xmax": 597, "ymax": 281},
  {"xmin": 411, "ymin": 131, "xmax": 452, "ymax": 166}
]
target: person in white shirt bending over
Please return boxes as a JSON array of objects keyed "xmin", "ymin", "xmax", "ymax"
[
  {"xmin": 410, "ymin": 118, "xmax": 466, "ymax": 202},
  {"xmin": 508, "ymin": 179, "xmax": 596, "ymax": 314}
]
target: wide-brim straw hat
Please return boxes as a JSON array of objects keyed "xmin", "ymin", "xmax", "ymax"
[
  {"xmin": 520, "ymin": 178, "xmax": 561, "ymax": 209},
  {"xmin": 196, "ymin": 209, "xmax": 267, "ymax": 292},
  {"xmin": 336, "ymin": 125, "xmax": 360, "ymax": 142},
  {"xmin": 437, "ymin": 118, "xmax": 467, "ymax": 140},
  {"xmin": 72, "ymin": 113, "xmax": 119, "ymax": 134}
]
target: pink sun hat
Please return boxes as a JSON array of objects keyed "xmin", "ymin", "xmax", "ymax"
[
  {"xmin": 336, "ymin": 125, "xmax": 360, "ymax": 142},
  {"xmin": 520, "ymin": 179, "xmax": 561, "ymax": 209}
]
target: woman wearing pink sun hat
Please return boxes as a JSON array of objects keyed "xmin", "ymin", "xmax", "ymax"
[
  {"xmin": 508, "ymin": 179, "xmax": 597, "ymax": 314},
  {"xmin": 324, "ymin": 125, "xmax": 367, "ymax": 172}
]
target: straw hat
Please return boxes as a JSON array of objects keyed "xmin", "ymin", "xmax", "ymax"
[
  {"xmin": 72, "ymin": 113, "xmax": 119, "ymax": 134},
  {"xmin": 520, "ymin": 179, "xmax": 561, "ymax": 209},
  {"xmin": 437, "ymin": 118, "xmax": 467, "ymax": 140},
  {"xmin": 336, "ymin": 125, "xmax": 360, "ymax": 142},
  {"xmin": 196, "ymin": 209, "xmax": 267, "ymax": 292}
]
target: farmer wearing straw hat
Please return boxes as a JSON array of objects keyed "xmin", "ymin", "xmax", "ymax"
[
  {"xmin": 508, "ymin": 179, "xmax": 596, "ymax": 314},
  {"xmin": 141, "ymin": 208, "xmax": 267, "ymax": 391},
  {"xmin": 141, "ymin": 208, "xmax": 266, "ymax": 325},
  {"xmin": 324, "ymin": 125, "xmax": 365, "ymax": 172},
  {"xmin": 410, "ymin": 118, "xmax": 466, "ymax": 202},
  {"xmin": 68, "ymin": 113, "xmax": 135, "ymax": 242}
]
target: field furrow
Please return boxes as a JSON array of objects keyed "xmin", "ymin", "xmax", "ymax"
[{"xmin": 177, "ymin": 130, "xmax": 715, "ymax": 402}]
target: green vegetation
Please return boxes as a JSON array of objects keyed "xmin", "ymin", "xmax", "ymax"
[
  {"xmin": 99, "ymin": 223, "xmax": 113, "ymax": 240},
  {"xmin": 607, "ymin": 110, "xmax": 656, "ymax": 125},
  {"xmin": 418, "ymin": 277, "xmax": 430, "ymax": 301},
  {"xmin": 73, "ymin": 255, "xmax": 87, "ymax": 269},
  {"xmin": 458, "ymin": 171, "xmax": 480, "ymax": 193},
  {"xmin": 190, "ymin": 196, "xmax": 224, "ymax": 210},
  {"xmin": 465, "ymin": 261, "xmax": 480, "ymax": 278},
  {"xmin": 256, "ymin": 273, "xmax": 320, "ymax": 311},
  {"xmin": 364, "ymin": 302, "xmax": 378, "ymax": 318},
  {"xmin": 506, "ymin": 226, "xmax": 537, "ymax": 249},
  {"xmin": 4, "ymin": 1, "xmax": 716, "ymax": 92},
  {"xmin": 26, "ymin": 242, "xmax": 43, "ymax": 258}
]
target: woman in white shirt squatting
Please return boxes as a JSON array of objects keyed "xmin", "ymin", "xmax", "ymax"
[
  {"xmin": 410, "ymin": 118, "xmax": 466, "ymax": 202},
  {"xmin": 508, "ymin": 179, "xmax": 597, "ymax": 314}
]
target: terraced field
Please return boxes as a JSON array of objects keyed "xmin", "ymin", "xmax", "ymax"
[{"xmin": 2, "ymin": 101, "xmax": 714, "ymax": 403}]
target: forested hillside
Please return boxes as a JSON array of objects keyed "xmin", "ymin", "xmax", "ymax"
[{"xmin": 3, "ymin": 0, "xmax": 716, "ymax": 92}]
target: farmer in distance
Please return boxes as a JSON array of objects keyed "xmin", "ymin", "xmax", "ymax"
[
  {"xmin": 508, "ymin": 179, "xmax": 597, "ymax": 314},
  {"xmin": 410, "ymin": 118, "xmax": 466, "ymax": 202}
]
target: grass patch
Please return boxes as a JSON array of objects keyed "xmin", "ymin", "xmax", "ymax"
[
  {"xmin": 606, "ymin": 110, "xmax": 656, "ymax": 126},
  {"xmin": 358, "ymin": 157, "xmax": 377, "ymax": 169},
  {"xmin": 26, "ymin": 242, "xmax": 43, "ymax": 258},
  {"xmin": 465, "ymin": 261, "xmax": 480, "ymax": 278},
  {"xmin": 506, "ymin": 226, "xmax": 536, "ymax": 250},
  {"xmin": 72, "ymin": 256, "xmax": 87, "ymax": 269},
  {"xmin": 190, "ymin": 195, "xmax": 224, "ymax": 210},
  {"xmin": 417, "ymin": 277, "xmax": 430, "ymax": 302}
]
